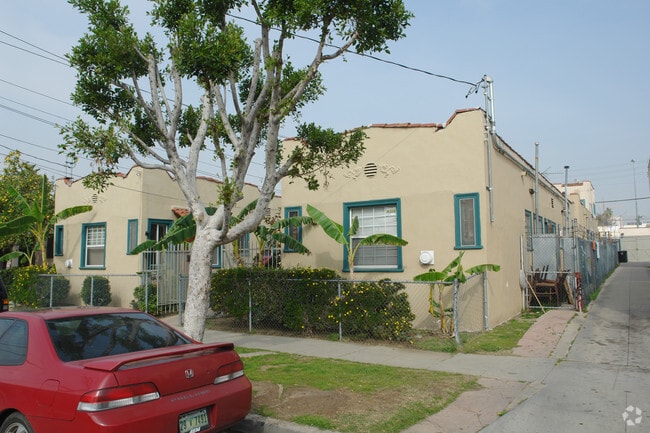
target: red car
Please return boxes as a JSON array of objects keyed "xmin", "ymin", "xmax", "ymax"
[{"xmin": 0, "ymin": 308, "xmax": 251, "ymax": 433}]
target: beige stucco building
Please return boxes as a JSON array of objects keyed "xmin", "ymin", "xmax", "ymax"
[
  {"xmin": 51, "ymin": 108, "xmax": 601, "ymax": 330},
  {"xmin": 53, "ymin": 166, "xmax": 278, "ymax": 307},
  {"xmin": 280, "ymin": 108, "xmax": 581, "ymax": 330}
]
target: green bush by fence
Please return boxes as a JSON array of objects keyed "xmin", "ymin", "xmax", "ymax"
[
  {"xmin": 210, "ymin": 267, "xmax": 415, "ymax": 341},
  {"xmin": 132, "ymin": 282, "xmax": 158, "ymax": 313},
  {"xmin": 0, "ymin": 265, "xmax": 69, "ymax": 308},
  {"xmin": 81, "ymin": 275, "xmax": 112, "ymax": 306}
]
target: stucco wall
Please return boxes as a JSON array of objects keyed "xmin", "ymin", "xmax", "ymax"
[{"xmin": 53, "ymin": 166, "xmax": 274, "ymax": 307}]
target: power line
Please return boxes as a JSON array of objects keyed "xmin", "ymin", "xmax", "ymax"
[
  {"xmin": 0, "ymin": 78, "xmax": 74, "ymax": 106},
  {"xmin": 0, "ymin": 40, "xmax": 69, "ymax": 67},
  {"xmin": 227, "ymin": 13, "xmax": 482, "ymax": 91},
  {"xmin": 0, "ymin": 96, "xmax": 72, "ymax": 122},
  {"xmin": 0, "ymin": 30, "xmax": 69, "ymax": 63},
  {"xmin": 0, "ymin": 103, "xmax": 58, "ymax": 127}
]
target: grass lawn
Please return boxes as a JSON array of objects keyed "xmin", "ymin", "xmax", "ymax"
[
  {"xmin": 234, "ymin": 310, "xmax": 543, "ymax": 432},
  {"xmin": 241, "ymin": 352, "xmax": 478, "ymax": 433},
  {"xmin": 412, "ymin": 310, "xmax": 544, "ymax": 353}
]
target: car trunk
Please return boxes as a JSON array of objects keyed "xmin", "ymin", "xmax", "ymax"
[{"xmin": 81, "ymin": 342, "xmax": 240, "ymax": 396}]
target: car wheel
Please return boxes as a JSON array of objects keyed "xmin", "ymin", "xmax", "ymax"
[{"xmin": 0, "ymin": 413, "xmax": 34, "ymax": 433}]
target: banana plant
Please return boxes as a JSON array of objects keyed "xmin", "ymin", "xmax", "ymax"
[
  {"xmin": 0, "ymin": 175, "xmax": 92, "ymax": 265},
  {"xmin": 306, "ymin": 204, "xmax": 408, "ymax": 280},
  {"xmin": 414, "ymin": 251, "xmax": 500, "ymax": 335},
  {"xmin": 130, "ymin": 201, "xmax": 313, "ymax": 267}
]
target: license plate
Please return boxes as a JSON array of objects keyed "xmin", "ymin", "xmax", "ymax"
[{"xmin": 179, "ymin": 408, "xmax": 210, "ymax": 433}]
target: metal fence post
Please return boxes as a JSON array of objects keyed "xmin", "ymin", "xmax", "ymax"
[
  {"xmin": 144, "ymin": 272, "xmax": 149, "ymax": 314},
  {"xmin": 338, "ymin": 281, "xmax": 343, "ymax": 341},
  {"xmin": 178, "ymin": 274, "xmax": 183, "ymax": 327},
  {"xmin": 483, "ymin": 271, "xmax": 489, "ymax": 331},
  {"xmin": 90, "ymin": 275, "xmax": 95, "ymax": 306},
  {"xmin": 453, "ymin": 278, "xmax": 460, "ymax": 345},
  {"xmin": 49, "ymin": 275, "xmax": 54, "ymax": 308},
  {"xmin": 248, "ymin": 279, "xmax": 252, "ymax": 334}
]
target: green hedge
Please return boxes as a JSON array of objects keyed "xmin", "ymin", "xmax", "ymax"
[
  {"xmin": 330, "ymin": 279, "xmax": 415, "ymax": 341},
  {"xmin": 132, "ymin": 282, "xmax": 158, "ymax": 313},
  {"xmin": 210, "ymin": 267, "xmax": 415, "ymax": 341},
  {"xmin": 81, "ymin": 276, "xmax": 112, "ymax": 306},
  {"xmin": 0, "ymin": 265, "xmax": 70, "ymax": 308}
]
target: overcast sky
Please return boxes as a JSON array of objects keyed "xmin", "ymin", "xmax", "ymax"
[{"xmin": 1, "ymin": 1, "xmax": 648, "ymax": 225}]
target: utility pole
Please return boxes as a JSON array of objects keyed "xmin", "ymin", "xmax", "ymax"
[
  {"xmin": 564, "ymin": 166, "xmax": 570, "ymax": 235},
  {"xmin": 632, "ymin": 159, "xmax": 639, "ymax": 227},
  {"xmin": 483, "ymin": 75, "xmax": 496, "ymax": 223}
]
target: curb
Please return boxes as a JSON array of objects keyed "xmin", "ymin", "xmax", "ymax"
[{"xmin": 230, "ymin": 414, "xmax": 340, "ymax": 433}]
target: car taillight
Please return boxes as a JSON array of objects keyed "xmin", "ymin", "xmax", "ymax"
[
  {"xmin": 77, "ymin": 383, "xmax": 160, "ymax": 412},
  {"xmin": 214, "ymin": 360, "xmax": 245, "ymax": 384}
]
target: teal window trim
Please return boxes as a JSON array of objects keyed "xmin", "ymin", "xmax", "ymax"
[
  {"xmin": 454, "ymin": 193, "xmax": 482, "ymax": 250},
  {"xmin": 146, "ymin": 219, "xmax": 172, "ymax": 241},
  {"xmin": 126, "ymin": 219, "xmax": 138, "ymax": 254},
  {"xmin": 283, "ymin": 206, "xmax": 302, "ymax": 252},
  {"xmin": 211, "ymin": 245, "xmax": 222, "ymax": 268},
  {"xmin": 80, "ymin": 222, "xmax": 106, "ymax": 269},
  {"xmin": 237, "ymin": 233, "xmax": 250, "ymax": 257},
  {"xmin": 54, "ymin": 225, "xmax": 64, "ymax": 256},
  {"xmin": 342, "ymin": 198, "xmax": 403, "ymax": 273}
]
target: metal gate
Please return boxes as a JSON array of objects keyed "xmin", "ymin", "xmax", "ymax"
[{"xmin": 141, "ymin": 244, "xmax": 191, "ymax": 314}]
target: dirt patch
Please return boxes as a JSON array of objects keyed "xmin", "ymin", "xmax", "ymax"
[
  {"xmin": 253, "ymin": 381, "xmax": 358, "ymax": 419},
  {"xmin": 250, "ymin": 377, "xmax": 475, "ymax": 432}
]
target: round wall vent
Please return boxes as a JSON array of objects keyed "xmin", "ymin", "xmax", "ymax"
[{"xmin": 363, "ymin": 162, "xmax": 378, "ymax": 177}]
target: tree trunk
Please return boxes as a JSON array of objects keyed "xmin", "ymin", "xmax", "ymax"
[{"xmin": 182, "ymin": 234, "xmax": 213, "ymax": 341}]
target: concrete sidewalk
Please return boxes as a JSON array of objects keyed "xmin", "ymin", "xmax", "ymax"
[{"xmin": 164, "ymin": 305, "xmax": 581, "ymax": 433}]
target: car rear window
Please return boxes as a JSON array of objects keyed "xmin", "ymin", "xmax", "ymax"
[
  {"xmin": 46, "ymin": 312, "xmax": 191, "ymax": 362},
  {"xmin": 0, "ymin": 318, "xmax": 28, "ymax": 365}
]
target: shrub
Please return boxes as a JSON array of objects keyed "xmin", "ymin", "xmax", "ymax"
[
  {"xmin": 210, "ymin": 267, "xmax": 340, "ymax": 331},
  {"xmin": 81, "ymin": 276, "xmax": 112, "ymax": 306},
  {"xmin": 132, "ymin": 282, "xmax": 158, "ymax": 313},
  {"xmin": 329, "ymin": 279, "xmax": 415, "ymax": 342},
  {"xmin": 210, "ymin": 268, "xmax": 416, "ymax": 341},
  {"xmin": 34, "ymin": 275, "xmax": 70, "ymax": 307},
  {"xmin": 5, "ymin": 265, "xmax": 63, "ymax": 308}
]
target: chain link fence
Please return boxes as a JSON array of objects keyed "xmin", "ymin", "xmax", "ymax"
[
  {"xmin": 524, "ymin": 233, "xmax": 618, "ymax": 310},
  {"xmin": 206, "ymin": 273, "xmax": 490, "ymax": 343},
  {"xmin": 17, "ymin": 272, "xmax": 491, "ymax": 344}
]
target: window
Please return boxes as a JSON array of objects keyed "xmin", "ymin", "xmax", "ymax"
[
  {"xmin": 126, "ymin": 219, "xmax": 138, "ymax": 254},
  {"xmin": 211, "ymin": 246, "xmax": 222, "ymax": 268},
  {"xmin": 144, "ymin": 220, "xmax": 171, "ymax": 270},
  {"xmin": 237, "ymin": 233, "xmax": 250, "ymax": 258},
  {"xmin": 81, "ymin": 223, "xmax": 106, "ymax": 268},
  {"xmin": 525, "ymin": 210, "xmax": 533, "ymax": 251},
  {"xmin": 147, "ymin": 219, "xmax": 171, "ymax": 241},
  {"xmin": 46, "ymin": 313, "xmax": 190, "ymax": 362},
  {"xmin": 0, "ymin": 318, "xmax": 28, "ymax": 366},
  {"xmin": 454, "ymin": 193, "xmax": 482, "ymax": 249},
  {"xmin": 343, "ymin": 199, "xmax": 403, "ymax": 272},
  {"xmin": 284, "ymin": 206, "xmax": 302, "ymax": 252},
  {"xmin": 54, "ymin": 225, "xmax": 64, "ymax": 256}
]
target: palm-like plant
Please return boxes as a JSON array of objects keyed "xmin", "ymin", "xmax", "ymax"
[
  {"xmin": 414, "ymin": 251, "xmax": 500, "ymax": 335},
  {"xmin": 0, "ymin": 175, "xmax": 92, "ymax": 265},
  {"xmin": 130, "ymin": 201, "xmax": 313, "ymax": 267},
  {"xmin": 306, "ymin": 204, "xmax": 408, "ymax": 279}
]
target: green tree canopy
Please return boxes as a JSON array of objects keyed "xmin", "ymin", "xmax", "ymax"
[
  {"xmin": 0, "ymin": 151, "xmax": 49, "ymax": 262},
  {"xmin": 0, "ymin": 174, "xmax": 92, "ymax": 266},
  {"xmin": 60, "ymin": 0, "xmax": 413, "ymax": 341}
]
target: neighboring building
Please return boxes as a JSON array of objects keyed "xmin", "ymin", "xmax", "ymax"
[
  {"xmin": 280, "ymin": 108, "xmax": 578, "ymax": 330},
  {"xmin": 53, "ymin": 166, "xmax": 279, "ymax": 308},
  {"xmin": 553, "ymin": 180, "xmax": 598, "ymax": 239}
]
